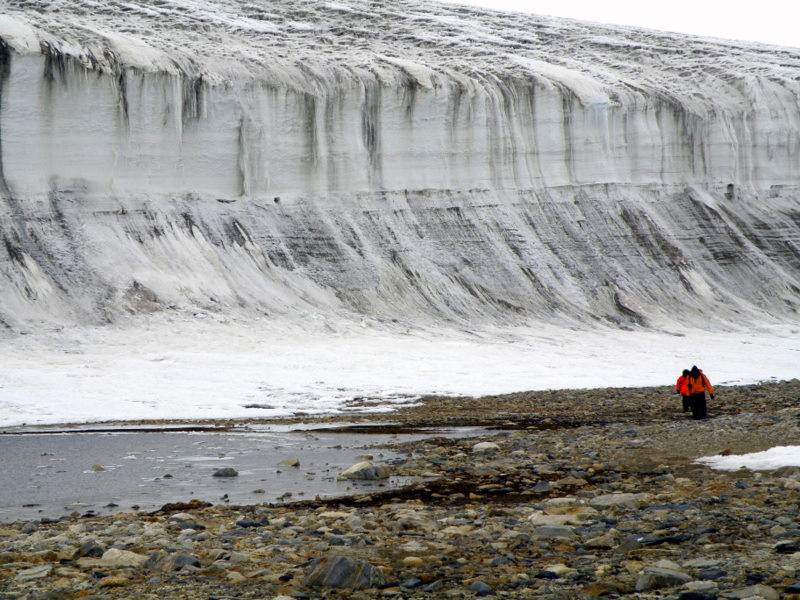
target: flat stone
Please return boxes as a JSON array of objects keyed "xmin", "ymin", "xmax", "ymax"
[
  {"xmin": 586, "ymin": 532, "xmax": 619, "ymax": 548},
  {"xmin": 98, "ymin": 575, "xmax": 130, "ymax": 588},
  {"xmin": 685, "ymin": 559, "xmax": 724, "ymax": 568},
  {"xmin": 318, "ymin": 511, "xmax": 352, "ymax": 519},
  {"xmin": 14, "ymin": 564, "xmax": 52, "ymax": 582},
  {"xmin": 684, "ymin": 581, "xmax": 720, "ymax": 594},
  {"xmin": 635, "ymin": 567, "xmax": 692, "ymax": 591},
  {"xmin": 698, "ymin": 568, "xmax": 727, "ymax": 580},
  {"xmin": 528, "ymin": 512, "xmax": 581, "ymax": 526},
  {"xmin": 542, "ymin": 563, "xmax": 576, "ymax": 577},
  {"xmin": 720, "ymin": 584, "xmax": 780, "ymax": 600},
  {"xmin": 472, "ymin": 442, "xmax": 501, "ymax": 454},
  {"xmin": 303, "ymin": 555, "xmax": 387, "ymax": 589},
  {"xmin": 590, "ymin": 492, "xmax": 650, "ymax": 508},
  {"xmin": 101, "ymin": 548, "xmax": 149, "ymax": 568},
  {"xmin": 540, "ymin": 496, "xmax": 579, "ymax": 508},
  {"xmin": 534, "ymin": 525, "xmax": 576, "ymax": 539}
]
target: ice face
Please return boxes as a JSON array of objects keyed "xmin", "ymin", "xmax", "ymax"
[{"xmin": 0, "ymin": 0, "xmax": 799, "ymax": 333}]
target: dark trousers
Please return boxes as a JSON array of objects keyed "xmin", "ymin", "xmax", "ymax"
[
  {"xmin": 689, "ymin": 392, "xmax": 707, "ymax": 420},
  {"xmin": 681, "ymin": 395, "xmax": 690, "ymax": 412}
]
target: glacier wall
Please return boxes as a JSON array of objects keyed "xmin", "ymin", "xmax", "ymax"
[{"xmin": 1, "ymin": 1, "xmax": 799, "ymax": 333}]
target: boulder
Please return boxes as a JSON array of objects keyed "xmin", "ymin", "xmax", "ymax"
[
  {"xmin": 303, "ymin": 555, "xmax": 387, "ymax": 589},
  {"xmin": 338, "ymin": 461, "xmax": 391, "ymax": 480},
  {"xmin": 472, "ymin": 442, "xmax": 501, "ymax": 454},
  {"xmin": 100, "ymin": 548, "xmax": 149, "ymax": 568},
  {"xmin": 213, "ymin": 467, "xmax": 239, "ymax": 478}
]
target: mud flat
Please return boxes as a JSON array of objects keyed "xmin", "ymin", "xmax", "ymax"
[{"xmin": 2, "ymin": 379, "xmax": 800, "ymax": 599}]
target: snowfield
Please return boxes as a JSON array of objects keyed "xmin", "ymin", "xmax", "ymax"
[{"xmin": 1, "ymin": 314, "xmax": 798, "ymax": 427}]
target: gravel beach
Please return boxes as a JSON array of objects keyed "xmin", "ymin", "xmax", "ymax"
[{"xmin": 2, "ymin": 379, "xmax": 800, "ymax": 599}]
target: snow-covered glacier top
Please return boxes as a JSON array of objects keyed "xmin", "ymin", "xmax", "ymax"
[{"xmin": 1, "ymin": 0, "xmax": 799, "ymax": 110}]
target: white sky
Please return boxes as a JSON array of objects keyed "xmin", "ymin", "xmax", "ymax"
[{"xmin": 437, "ymin": 0, "xmax": 799, "ymax": 48}]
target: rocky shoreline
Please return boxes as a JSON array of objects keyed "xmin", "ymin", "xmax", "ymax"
[{"xmin": 3, "ymin": 379, "xmax": 800, "ymax": 600}]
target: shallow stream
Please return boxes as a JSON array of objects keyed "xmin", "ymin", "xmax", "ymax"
[{"xmin": 0, "ymin": 424, "xmax": 485, "ymax": 523}]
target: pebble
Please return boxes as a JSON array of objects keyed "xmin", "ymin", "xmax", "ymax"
[{"xmin": 212, "ymin": 467, "xmax": 238, "ymax": 478}]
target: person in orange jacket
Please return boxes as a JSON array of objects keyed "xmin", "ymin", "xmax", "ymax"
[
  {"xmin": 686, "ymin": 365, "xmax": 714, "ymax": 420},
  {"xmin": 675, "ymin": 369, "xmax": 690, "ymax": 412}
]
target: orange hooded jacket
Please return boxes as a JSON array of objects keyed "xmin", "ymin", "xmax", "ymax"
[
  {"xmin": 687, "ymin": 371, "xmax": 713, "ymax": 396},
  {"xmin": 675, "ymin": 375, "xmax": 689, "ymax": 396}
]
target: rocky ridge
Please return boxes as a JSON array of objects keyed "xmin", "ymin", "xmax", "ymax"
[{"xmin": 2, "ymin": 379, "xmax": 800, "ymax": 599}]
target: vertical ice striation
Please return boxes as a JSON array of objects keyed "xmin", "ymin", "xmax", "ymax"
[{"xmin": 0, "ymin": 0, "xmax": 799, "ymax": 333}]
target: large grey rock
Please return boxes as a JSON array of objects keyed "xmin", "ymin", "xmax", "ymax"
[
  {"xmin": 338, "ymin": 462, "xmax": 391, "ymax": 480},
  {"xmin": 472, "ymin": 442, "xmax": 501, "ymax": 454},
  {"xmin": 100, "ymin": 548, "xmax": 149, "ymax": 568},
  {"xmin": 303, "ymin": 555, "xmax": 387, "ymax": 589}
]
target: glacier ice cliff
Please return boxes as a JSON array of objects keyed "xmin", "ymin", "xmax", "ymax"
[{"xmin": 0, "ymin": 0, "xmax": 799, "ymax": 334}]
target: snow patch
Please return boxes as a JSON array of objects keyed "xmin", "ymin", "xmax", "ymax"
[
  {"xmin": 697, "ymin": 446, "xmax": 800, "ymax": 471},
  {"xmin": 0, "ymin": 14, "xmax": 39, "ymax": 54}
]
